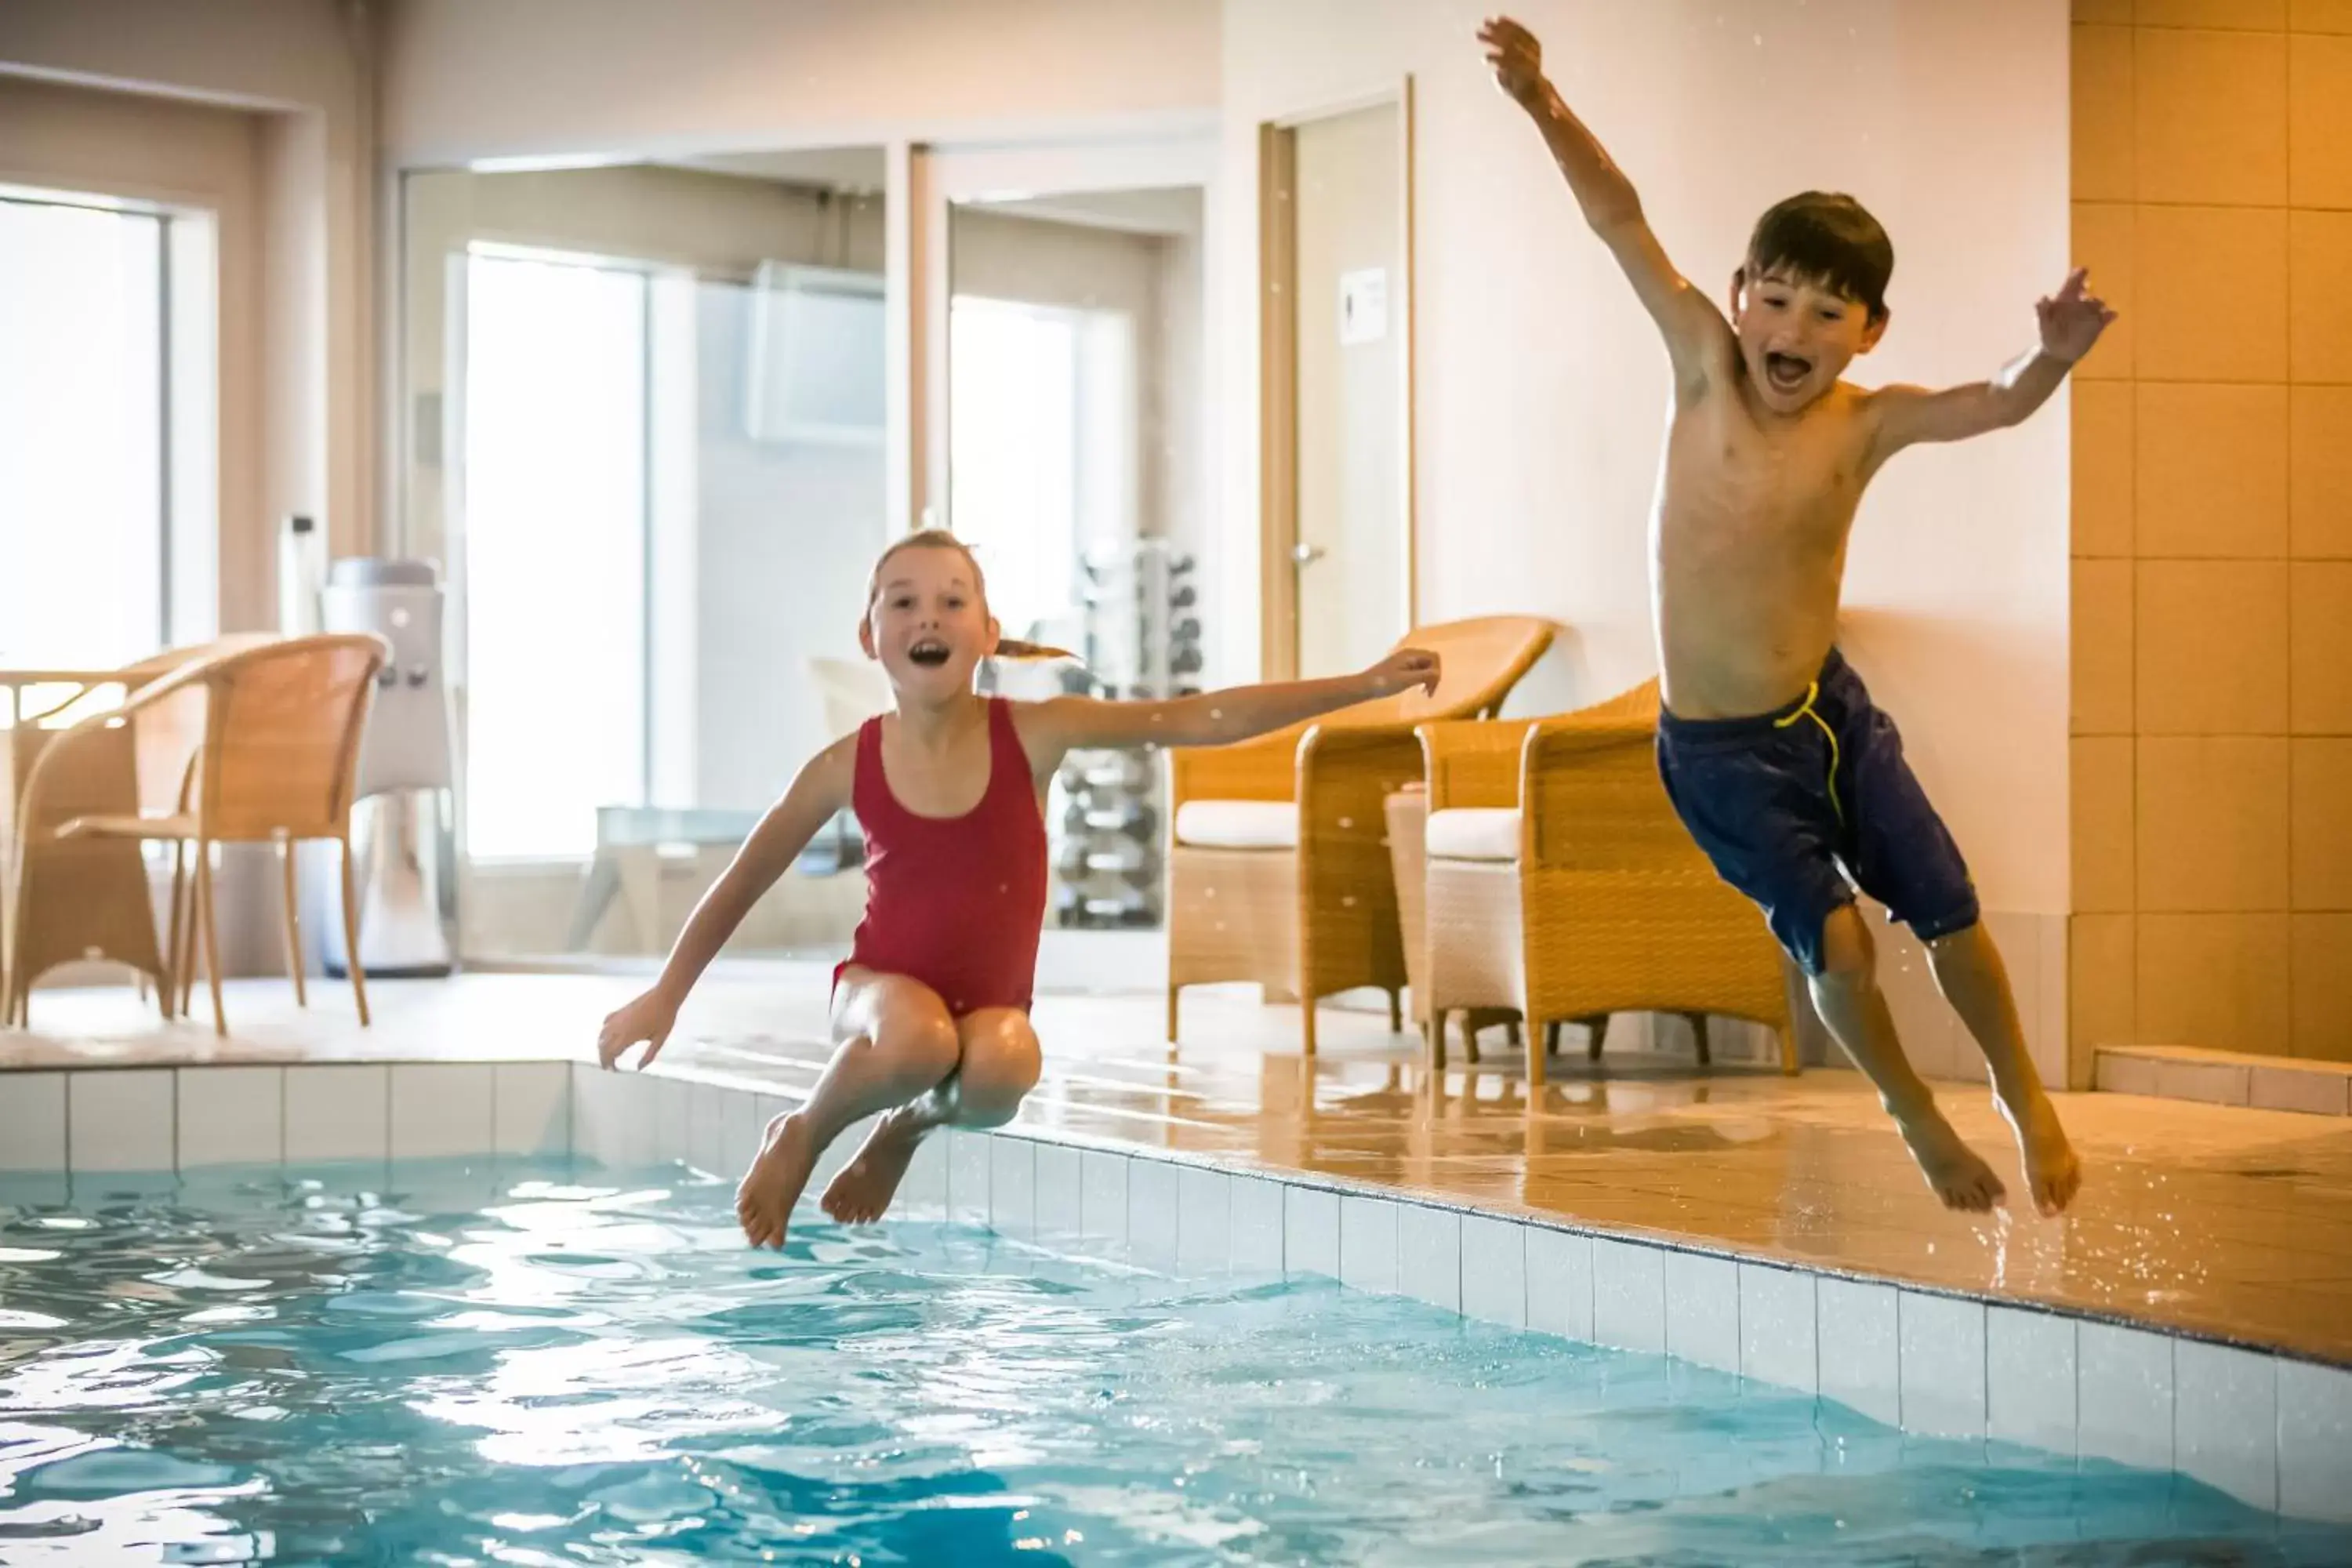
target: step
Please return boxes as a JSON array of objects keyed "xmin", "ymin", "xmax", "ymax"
[{"xmin": 2094, "ymin": 1043, "xmax": 2350, "ymax": 1115}]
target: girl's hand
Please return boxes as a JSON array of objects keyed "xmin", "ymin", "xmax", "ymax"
[
  {"xmin": 598, "ymin": 988, "xmax": 680, "ymax": 1070},
  {"xmin": 1367, "ymin": 647, "xmax": 1443, "ymax": 698}
]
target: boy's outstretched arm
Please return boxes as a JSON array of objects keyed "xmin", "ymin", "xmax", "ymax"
[
  {"xmin": 1020, "ymin": 648, "xmax": 1443, "ymax": 763},
  {"xmin": 596, "ymin": 738, "xmax": 854, "ymax": 1067},
  {"xmin": 1479, "ymin": 15, "xmax": 1727, "ymax": 390},
  {"xmin": 1868, "ymin": 268, "xmax": 2117, "ymax": 461}
]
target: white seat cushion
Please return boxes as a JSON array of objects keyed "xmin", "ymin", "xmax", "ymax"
[
  {"xmin": 1425, "ymin": 807, "xmax": 1521, "ymax": 863},
  {"xmin": 1174, "ymin": 800, "xmax": 1298, "ymax": 851}
]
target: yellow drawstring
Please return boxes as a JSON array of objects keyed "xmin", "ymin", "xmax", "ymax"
[{"xmin": 1773, "ymin": 681, "xmax": 1843, "ymax": 822}]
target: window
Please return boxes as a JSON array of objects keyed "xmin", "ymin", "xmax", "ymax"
[
  {"xmin": 0, "ymin": 194, "xmax": 195, "ymax": 673},
  {"xmin": 453, "ymin": 243, "xmax": 891, "ymax": 869},
  {"xmin": 459, "ymin": 249, "xmax": 652, "ymax": 860},
  {"xmin": 949, "ymin": 296, "xmax": 1137, "ymax": 641}
]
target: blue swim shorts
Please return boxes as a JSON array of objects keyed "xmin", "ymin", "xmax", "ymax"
[{"xmin": 1654, "ymin": 649, "xmax": 1980, "ymax": 975}]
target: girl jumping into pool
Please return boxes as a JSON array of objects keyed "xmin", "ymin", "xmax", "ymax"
[{"xmin": 597, "ymin": 529, "xmax": 1441, "ymax": 1248}]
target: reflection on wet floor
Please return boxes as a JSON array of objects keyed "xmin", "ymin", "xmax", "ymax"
[{"xmin": 11, "ymin": 967, "xmax": 2352, "ymax": 1364}]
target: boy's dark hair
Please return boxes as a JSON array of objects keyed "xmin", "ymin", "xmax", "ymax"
[{"xmin": 1743, "ymin": 191, "xmax": 1893, "ymax": 322}]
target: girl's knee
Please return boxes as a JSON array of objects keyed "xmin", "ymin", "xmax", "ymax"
[
  {"xmin": 876, "ymin": 1002, "xmax": 961, "ymax": 1085},
  {"xmin": 956, "ymin": 1014, "xmax": 1041, "ymax": 1117}
]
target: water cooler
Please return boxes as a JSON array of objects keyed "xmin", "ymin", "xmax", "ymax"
[{"xmin": 317, "ymin": 559, "xmax": 459, "ymax": 978}]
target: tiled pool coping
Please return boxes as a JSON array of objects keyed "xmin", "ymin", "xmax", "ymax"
[{"xmin": 3, "ymin": 1057, "xmax": 2348, "ymax": 1523}]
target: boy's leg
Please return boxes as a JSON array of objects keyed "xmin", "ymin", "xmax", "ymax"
[
  {"xmin": 736, "ymin": 967, "xmax": 963, "ymax": 1247},
  {"xmin": 823, "ymin": 1008, "xmax": 1043, "ymax": 1221},
  {"xmin": 1657, "ymin": 697, "xmax": 2005, "ymax": 1212},
  {"xmin": 1926, "ymin": 924, "xmax": 2082, "ymax": 1214},
  {"xmin": 1808, "ymin": 905, "xmax": 2005, "ymax": 1213},
  {"xmin": 1828, "ymin": 664, "xmax": 2082, "ymax": 1215}
]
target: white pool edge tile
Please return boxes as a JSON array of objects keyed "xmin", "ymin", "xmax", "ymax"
[
  {"xmin": 0, "ymin": 1071, "xmax": 67, "ymax": 1171},
  {"xmin": 1899, "ymin": 1290, "xmax": 1988, "ymax": 1441},
  {"xmin": 1397, "ymin": 1203, "xmax": 1461, "ymax": 1314}
]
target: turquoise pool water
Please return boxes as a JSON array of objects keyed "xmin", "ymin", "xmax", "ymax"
[{"xmin": 1, "ymin": 1161, "xmax": 2344, "ymax": 1565}]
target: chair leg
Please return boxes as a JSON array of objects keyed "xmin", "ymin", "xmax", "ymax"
[
  {"xmin": 1775, "ymin": 1022, "xmax": 1802, "ymax": 1076},
  {"xmin": 1544, "ymin": 1019, "xmax": 1562, "ymax": 1058},
  {"xmin": 1301, "ymin": 997, "xmax": 1317, "ymax": 1056},
  {"xmin": 180, "ymin": 869, "xmax": 199, "ymax": 1017},
  {"xmin": 1166, "ymin": 985, "xmax": 1180, "ymax": 1044},
  {"xmin": 1686, "ymin": 1011, "xmax": 1711, "ymax": 1066},
  {"xmin": 278, "ymin": 840, "xmax": 307, "ymax": 1007},
  {"xmin": 1426, "ymin": 1010, "xmax": 1448, "ymax": 1071},
  {"xmin": 1457, "ymin": 1012, "xmax": 1482, "ymax": 1064},
  {"xmin": 1386, "ymin": 989, "xmax": 1403, "ymax": 1035},
  {"xmin": 1504, "ymin": 1018, "xmax": 1522, "ymax": 1047},
  {"xmin": 162, "ymin": 840, "xmax": 187, "ymax": 1020},
  {"xmin": 339, "ymin": 834, "xmax": 371, "ymax": 1027},
  {"xmin": 1585, "ymin": 1013, "xmax": 1610, "ymax": 1062},
  {"xmin": 194, "ymin": 840, "xmax": 227, "ymax": 1037}
]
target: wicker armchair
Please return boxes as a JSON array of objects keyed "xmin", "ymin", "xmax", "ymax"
[
  {"xmin": 1166, "ymin": 615, "xmax": 1555, "ymax": 1051},
  {"xmin": 1416, "ymin": 679, "xmax": 1796, "ymax": 1085},
  {"xmin": 13, "ymin": 634, "xmax": 387, "ymax": 1035}
]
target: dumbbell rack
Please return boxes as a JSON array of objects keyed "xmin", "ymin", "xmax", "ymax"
[{"xmin": 1051, "ymin": 539, "xmax": 1202, "ymax": 928}]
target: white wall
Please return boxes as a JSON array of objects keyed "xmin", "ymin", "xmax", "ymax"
[
  {"xmin": 1220, "ymin": 0, "xmax": 2072, "ymax": 922},
  {"xmin": 379, "ymin": 0, "xmax": 1221, "ymax": 164}
]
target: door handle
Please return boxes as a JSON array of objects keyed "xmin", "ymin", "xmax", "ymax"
[{"xmin": 1290, "ymin": 543, "xmax": 1327, "ymax": 570}]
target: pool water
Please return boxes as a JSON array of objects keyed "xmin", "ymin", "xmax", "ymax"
[{"xmin": 2, "ymin": 1162, "xmax": 2345, "ymax": 1566}]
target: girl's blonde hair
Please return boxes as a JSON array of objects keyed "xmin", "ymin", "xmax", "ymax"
[{"xmin": 866, "ymin": 528, "xmax": 1075, "ymax": 662}]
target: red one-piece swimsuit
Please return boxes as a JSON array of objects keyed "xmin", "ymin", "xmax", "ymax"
[{"xmin": 837, "ymin": 696, "xmax": 1049, "ymax": 1016}]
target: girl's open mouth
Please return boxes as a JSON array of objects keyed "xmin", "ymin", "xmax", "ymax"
[{"xmin": 908, "ymin": 639, "xmax": 951, "ymax": 667}]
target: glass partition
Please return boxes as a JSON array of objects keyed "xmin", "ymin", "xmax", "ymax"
[{"xmin": 398, "ymin": 154, "xmax": 888, "ymax": 962}]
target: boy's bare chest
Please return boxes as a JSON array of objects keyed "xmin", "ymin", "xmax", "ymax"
[{"xmin": 1664, "ymin": 402, "xmax": 1870, "ymax": 553}]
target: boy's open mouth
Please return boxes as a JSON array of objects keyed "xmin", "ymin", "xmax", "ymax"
[
  {"xmin": 1764, "ymin": 350, "xmax": 1812, "ymax": 392},
  {"xmin": 908, "ymin": 639, "xmax": 951, "ymax": 668}
]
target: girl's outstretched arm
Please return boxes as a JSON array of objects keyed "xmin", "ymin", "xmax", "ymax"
[
  {"xmin": 597, "ymin": 735, "xmax": 855, "ymax": 1068},
  {"xmin": 1021, "ymin": 648, "xmax": 1441, "ymax": 760}
]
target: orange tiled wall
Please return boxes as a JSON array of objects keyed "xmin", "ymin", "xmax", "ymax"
[{"xmin": 2069, "ymin": 0, "xmax": 2352, "ymax": 1071}]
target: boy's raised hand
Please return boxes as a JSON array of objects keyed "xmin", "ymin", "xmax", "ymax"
[
  {"xmin": 1479, "ymin": 16, "xmax": 1547, "ymax": 104},
  {"xmin": 2038, "ymin": 268, "xmax": 2118, "ymax": 363},
  {"xmin": 1368, "ymin": 647, "xmax": 1444, "ymax": 698}
]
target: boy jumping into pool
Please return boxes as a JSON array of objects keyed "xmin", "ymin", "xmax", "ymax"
[
  {"xmin": 1480, "ymin": 16, "xmax": 2109, "ymax": 1214},
  {"xmin": 597, "ymin": 529, "xmax": 1441, "ymax": 1248}
]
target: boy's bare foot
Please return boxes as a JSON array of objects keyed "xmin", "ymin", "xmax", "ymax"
[
  {"xmin": 1891, "ymin": 1105, "xmax": 2007, "ymax": 1213},
  {"xmin": 735, "ymin": 1112, "xmax": 820, "ymax": 1249},
  {"xmin": 821, "ymin": 1106, "xmax": 927, "ymax": 1224},
  {"xmin": 1997, "ymin": 1088, "xmax": 2082, "ymax": 1217}
]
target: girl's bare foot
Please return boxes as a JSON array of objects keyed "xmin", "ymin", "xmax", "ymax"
[
  {"xmin": 821, "ymin": 1107, "xmax": 927, "ymax": 1224},
  {"xmin": 1892, "ymin": 1105, "xmax": 2007, "ymax": 1213},
  {"xmin": 1997, "ymin": 1088, "xmax": 2082, "ymax": 1217},
  {"xmin": 735, "ymin": 1113, "xmax": 820, "ymax": 1248}
]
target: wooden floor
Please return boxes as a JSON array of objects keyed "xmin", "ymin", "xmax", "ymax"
[{"xmin": 9, "ymin": 965, "xmax": 2352, "ymax": 1367}]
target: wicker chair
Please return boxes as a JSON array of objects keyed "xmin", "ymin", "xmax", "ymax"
[
  {"xmin": 1417, "ymin": 679, "xmax": 1796, "ymax": 1085},
  {"xmin": 1166, "ymin": 615, "xmax": 1555, "ymax": 1051},
  {"xmin": 12, "ymin": 633, "xmax": 388, "ymax": 1035}
]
